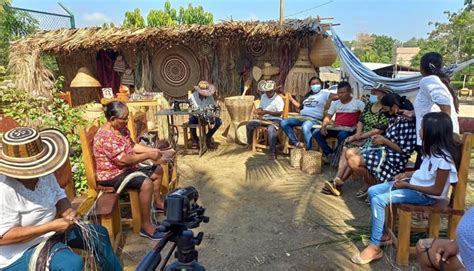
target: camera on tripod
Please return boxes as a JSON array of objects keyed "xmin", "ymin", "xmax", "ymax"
[{"xmin": 137, "ymin": 187, "xmax": 209, "ymax": 271}]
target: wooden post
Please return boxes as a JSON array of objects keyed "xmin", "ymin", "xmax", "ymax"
[{"xmin": 279, "ymin": 0, "xmax": 284, "ymax": 28}]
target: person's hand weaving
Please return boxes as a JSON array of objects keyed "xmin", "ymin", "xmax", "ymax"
[{"xmin": 371, "ymin": 134, "xmax": 387, "ymax": 145}]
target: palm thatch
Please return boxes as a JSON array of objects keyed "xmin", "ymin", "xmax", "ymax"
[{"xmin": 10, "ymin": 18, "xmax": 323, "ymax": 55}]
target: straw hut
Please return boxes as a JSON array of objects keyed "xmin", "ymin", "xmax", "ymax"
[{"xmin": 8, "ymin": 18, "xmax": 332, "ymax": 106}]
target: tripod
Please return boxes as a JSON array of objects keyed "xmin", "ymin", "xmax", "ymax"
[{"xmin": 136, "ymin": 224, "xmax": 206, "ymax": 271}]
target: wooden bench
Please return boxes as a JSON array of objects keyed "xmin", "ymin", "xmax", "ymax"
[{"xmin": 387, "ymin": 133, "xmax": 474, "ymax": 265}]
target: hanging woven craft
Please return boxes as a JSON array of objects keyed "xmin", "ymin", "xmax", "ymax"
[
  {"xmin": 113, "ymin": 56, "xmax": 127, "ymax": 73},
  {"xmin": 152, "ymin": 45, "xmax": 200, "ymax": 98},
  {"xmin": 246, "ymin": 40, "xmax": 266, "ymax": 57},
  {"xmin": 121, "ymin": 69, "xmax": 135, "ymax": 86}
]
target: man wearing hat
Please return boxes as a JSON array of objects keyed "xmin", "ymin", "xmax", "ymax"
[
  {"xmin": 189, "ymin": 81, "xmax": 222, "ymax": 148},
  {"xmin": 0, "ymin": 127, "xmax": 121, "ymax": 270},
  {"xmin": 246, "ymin": 80, "xmax": 284, "ymax": 160}
]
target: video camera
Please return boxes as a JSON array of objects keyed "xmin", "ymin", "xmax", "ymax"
[{"xmin": 137, "ymin": 187, "xmax": 209, "ymax": 271}]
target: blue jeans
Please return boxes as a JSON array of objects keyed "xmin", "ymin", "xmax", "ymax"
[
  {"xmin": 312, "ymin": 129, "xmax": 352, "ymax": 156},
  {"xmin": 367, "ymin": 181, "xmax": 436, "ymax": 246},
  {"xmin": 4, "ymin": 224, "xmax": 122, "ymax": 271},
  {"xmin": 189, "ymin": 116, "xmax": 222, "ymax": 141},
  {"xmin": 246, "ymin": 120, "xmax": 281, "ymax": 154},
  {"xmin": 280, "ymin": 118, "xmax": 319, "ymax": 150}
]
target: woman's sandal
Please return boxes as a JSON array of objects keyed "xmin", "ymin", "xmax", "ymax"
[
  {"xmin": 350, "ymin": 250, "xmax": 384, "ymax": 265},
  {"xmin": 323, "ymin": 178, "xmax": 343, "ymax": 196},
  {"xmin": 355, "ymin": 189, "xmax": 368, "ymax": 198}
]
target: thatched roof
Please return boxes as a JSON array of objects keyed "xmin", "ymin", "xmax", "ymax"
[{"xmin": 10, "ymin": 18, "xmax": 324, "ymax": 55}]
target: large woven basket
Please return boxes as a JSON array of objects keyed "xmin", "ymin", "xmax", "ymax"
[
  {"xmin": 224, "ymin": 95, "xmax": 255, "ymax": 143},
  {"xmin": 309, "ymin": 34, "xmax": 337, "ymax": 67},
  {"xmin": 290, "ymin": 148, "xmax": 304, "ymax": 168},
  {"xmin": 301, "ymin": 150, "xmax": 322, "ymax": 175}
]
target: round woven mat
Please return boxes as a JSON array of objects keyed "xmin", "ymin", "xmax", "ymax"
[{"xmin": 152, "ymin": 45, "xmax": 200, "ymax": 98}]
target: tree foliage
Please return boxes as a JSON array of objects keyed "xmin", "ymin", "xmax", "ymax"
[
  {"xmin": 411, "ymin": 2, "xmax": 473, "ymax": 66},
  {"xmin": 351, "ymin": 33, "xmax": 397, "ymax": 63},
  {"xmin": 0, "ymin": 0, "xmax": 38, "ymax": 66},
  {"xmin": 122, "ymin": 8, "xmax": 145, "ymax": 28},
  {"xmin": 123, "ymin": 1, "xmax": 213, "ymax": 28}
]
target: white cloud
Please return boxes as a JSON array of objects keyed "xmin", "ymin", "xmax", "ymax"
[
  {"xmin": 83, "ymin": 12, "xmax": 111, "ymax": 25},
  {"xmin": 248, "ymin": 14, "xmax": 259, "ymax": 21}
]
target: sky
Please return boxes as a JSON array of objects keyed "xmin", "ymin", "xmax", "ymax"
[{"xmin": 11, "ymin": 0, "xmax": 466, "ymax": 41}]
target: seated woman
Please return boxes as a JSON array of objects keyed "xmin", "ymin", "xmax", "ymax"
[
  {"xmin": 322, "ymin": 83, "xmax": 390, "ymax": 196},
  {"xmin": 93, "ymin": 101, "xmax": 174, "ymax": 240},
  {"xmin": 281, "ymin": 76, "xmax": 336, "ymax": 150},
  {"xmin": 0, "ymin": 127, "xmax": 121, "ymax": 270},
  {"xmin": 343, "ymin": 93, "xmax": 417, "ymax": 195},
  {"xmin": 351, "ymin": 112, "xmax": 460, "ymax": 265}
]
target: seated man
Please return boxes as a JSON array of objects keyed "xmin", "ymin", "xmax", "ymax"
[
  {"xmin": 416, "ymin": 207, "xmax": 474, "ymax": 270},
  {"xmin": 246, "ymin": 80, "xmax": 284, "ymax": 160},
  {"xmin": 189, "ymin": 81, "xmax": 222, "ymax": 149},
  {"xmin": 313, "ymin": 81, "xmax": 365, "ymax": 160},
  {"xmin": 0, "ymin": 127, "xmax": 121, "ymax": 270},
  {"xmin": 94, "ymin": 101, "xmax": 174, "ymax": 241}
]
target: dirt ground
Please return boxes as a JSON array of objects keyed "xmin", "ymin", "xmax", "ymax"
[{"xmin": 120, "ymin": 103, "xmax": 473, "ymax": 271}]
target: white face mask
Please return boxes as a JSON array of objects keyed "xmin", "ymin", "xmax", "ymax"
[
  {"xmin": 310, "ymin": 84, "xmax": 321, "ymax": 93},
  {"xmin": 369, "ymin": 94, "xmax": 379, "ymax": 103}
]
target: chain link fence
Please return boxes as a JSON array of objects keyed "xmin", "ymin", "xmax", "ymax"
[{"xmin": 10, "ymin": 5, "xmax": 74, "ymax": 31}]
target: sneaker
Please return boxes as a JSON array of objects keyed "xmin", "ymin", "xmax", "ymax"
[{"xmin": 139, "ymin": 228, "xmax": 166, "ymax": 241}]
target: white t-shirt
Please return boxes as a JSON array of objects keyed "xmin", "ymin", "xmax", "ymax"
[
  {"xmin": 328, "ymin": 98, "xmax": 366, "ymax": 127},
  {"xmin": 189, "ymin": 91, "xmax": 216, "ymax": 110},
  {"xmin": 414, "ymin": 75, "xmax": 459, "ymax": 145},
  {"xmin": 259, "ymin": 93, "xmax": 284, "ymax": 120},
  {"xmin": 0, "ymin": 174, "xmax": 67, "ymax": 268},
  {"xmin": 299, "ymin": 91, "xmax": 331, "ymax": 120},
  {"xmin": 409, "ymin": 154, "xmax": 458, "ymax": 199}
]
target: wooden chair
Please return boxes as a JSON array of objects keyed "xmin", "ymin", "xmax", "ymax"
[
  {"xmin": 79, "ymin": 125, "xmax": 142, "ymax": 234},
  {"xmin": 388, "ymin": 133, "xmax": 474, "ymax": 265},
  {"xmin": 54, "ymin": 156, "xmax": 122, "ymax": 252},
  {"xmin": 127, "ymin": 111, "xmax": 148, "ymax": 143},
  {"xmin": 252, "ymin": 93, "xmax": 290, "ymax": 152}
]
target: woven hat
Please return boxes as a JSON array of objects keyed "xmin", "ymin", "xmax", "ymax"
[
  {"xmin": 258, "ymin": 80, "xmax": 279, "ymax": 92},
  {"xmin": 363, "ymin": 82, "xmax": 392, "ymax": 93},
  {"xmin": 70, "ymin": 67, "xmax": 101, "ymax": 88},
  {"xmin": 0, "ymin": 127, "xmax": 69, "ymax": 179},
  {"xmin": 113, "ymin": 56, "xmax": 127, "ymax": 73},
  {"xmin": 194, "ymin": 81, "xmax": 216, "ymax": 97},
  {"xmin": 121, "ymin": 69, "xmax": 135, "ymax": 86}
]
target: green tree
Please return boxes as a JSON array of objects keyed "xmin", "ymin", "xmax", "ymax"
[
  {"xmin": 402, "ymin": 37, "xmax": 425, "ymax": 47},
  {"xmin": 0, "ymin": 0, "xmax": 38, "ymax": 66},
  {"xmin": 411, "ymin": 2, "xmax": 473, "ymax": 66},
  {"xmin": 147, "ymin": 1, "xmax": 177, "ymax": 27},
  {"xmin": 177, "ymin": 3, "xmax": 213, "ymax": 25},
  {"xmin": 122, "ymin": 8, "xmax": 145, "ymax": 28},
  {"xmin": 351, "ymin": 33, "xmax": 398, "ymax": 63}
]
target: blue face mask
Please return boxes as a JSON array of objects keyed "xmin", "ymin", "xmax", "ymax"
[
  {"xmin": 369, "ymin": 94, "xmax": 379, "ymax": 104},
  {"xmin": 310, "ymin": 84, "xmax": 321, "ymax": 93}
]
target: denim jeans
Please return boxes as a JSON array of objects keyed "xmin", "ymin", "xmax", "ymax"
[
  {"xmin": 367, "ymin": 181, "xmax": 436, "ymax": 246},
  {"xmin": 189, "ymin": 116, "xmax": 222, "ymax": 141},
  {"xmin": 312, "ymin": 129, "xmax": 352, "ymax": 156},
  {"xmin": 246, "ymin": 120, "xmax": 281, "ymax": 154},
  {"xmin": 280, "ymin": 118, "xmax": 319, "ymax": 150},
  {"xmin": 4, "ymin": 224, "xmax": 122, "ymax": 271}
]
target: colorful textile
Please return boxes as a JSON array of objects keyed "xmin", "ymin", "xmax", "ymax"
[
  {"xmin": 93, "ymin": 127, "xmax": 136, "ymax": 181},
  {"xmin": 328, "ymin": 98, "xmax": 365, "ymax": 127},
  {"xmin": 96, "ymin": 50, "xmax": 120, "ymax": 95},
  {"xmin": 359, "ymin": 102, "xmax": 389, "ymax": 133}
]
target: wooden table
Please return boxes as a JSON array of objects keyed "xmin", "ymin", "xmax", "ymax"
[
  {"xmin": 100, "ymin": 98, "xmax": 159, "ymax": 108},
  {"xmin": 156, "ymin": 109, "xmax": 208, "ymax": 156}
]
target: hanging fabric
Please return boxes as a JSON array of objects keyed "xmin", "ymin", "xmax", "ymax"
[{"xmin": 330, "ymin": 28, "xmax": 474, "ymax": 94}]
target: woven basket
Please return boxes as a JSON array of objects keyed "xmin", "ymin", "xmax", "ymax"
[
  {"xmin": 290, "ymin": 148, "xmax": 304, "ymax": 168},
  {"xmin": 284, "ymin": 48, "xmax": 317, "ymax": 96},
  {"xmin": 301, "ymin": 150, "xmax": 322, "ymax": 175},
  {"xmin": 224, "ymin": 95, "xmax": 255, "ymax": 143},
  {"xmin": 309, "ymin": 34, "xmax": 337, "ymax": 67}
]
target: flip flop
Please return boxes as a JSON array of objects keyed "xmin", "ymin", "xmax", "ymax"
[
  {"xmin": 324, "ymin": 181, "xmax": 342, "ymax": 197},
  {"xmin": 355, "ymin": 189, "xmax": 368, "ymax": 198},
  {"xmin": 350, "ymin": 250, "xmax": 383, "ymax": 265}
]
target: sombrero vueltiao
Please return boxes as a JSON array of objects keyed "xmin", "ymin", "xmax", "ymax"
[{"xmin": 0, "ymin": 127, "xmax": 69, "ymax": 179}]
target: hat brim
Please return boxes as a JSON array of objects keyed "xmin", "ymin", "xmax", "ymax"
[
  {"xmin": 362, "ymin": 85, "xmax": 392, "ymax": 94},
  {"xmin": 194, "ymin": 85, "xmax": 216, "ymax": 96},
  {"xmin": 0, "ymin": 129, "xmax": 69, "ymax": 179}
]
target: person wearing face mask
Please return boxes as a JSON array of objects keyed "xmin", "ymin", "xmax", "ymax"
[
  {"xmin": 313, "ymin": 81, "xmax": 366, "ymax": 161},
  {"xmin": 281, "ymin": 76, "xmax": 337, "ymax": 150},
  {"xmin": 344, "ymin": 93, "xmax": 417, "ymax": 195},
  {"xmin": 322, "ymin": 82, "xmax": 390, "ymax": 197}
]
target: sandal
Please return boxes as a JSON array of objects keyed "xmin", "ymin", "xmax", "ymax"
[
  {"xmin": 355, "ymin": 189, "xmax": 368, "ymax": 198},
  {"xmin": 350, "ymin": 250, "xmax": 383, "ymax": 265},
  {"xmin": 323, "ymin": 178, "xmax": 343, "ymax": 196}
]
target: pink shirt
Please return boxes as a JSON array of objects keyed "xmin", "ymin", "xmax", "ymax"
[{"xmin": 93, "ymin": 127, "xmax": 136, "ymax": 181}]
